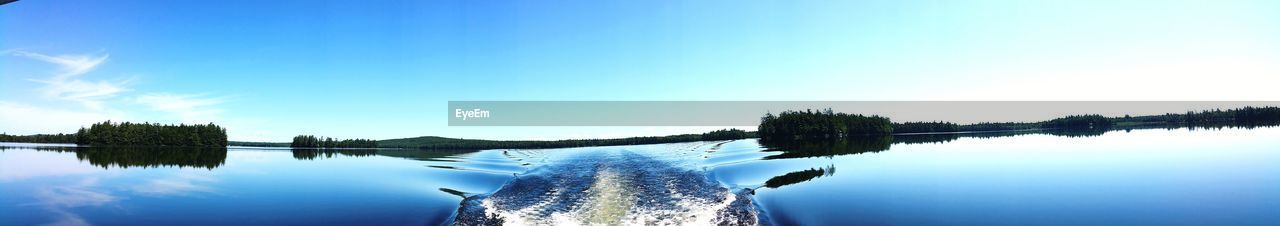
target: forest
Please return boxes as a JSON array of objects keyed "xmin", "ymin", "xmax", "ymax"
[
  {"xmin": 290, "ymin": 135, "xmax": 378, "ymax": 148},
  {"xmin": 956, "ymin": 122, "xmax": 1041, "ymax": 131},
  {"xmin": 1042, "ymin": 114, "xmax": 1113, "ymax": 129},
  {"xmin": 0, "ymin": 133, "xmax": 77, "ymax": 144},
  {"xmin": 893, "ymin": 121, "xmax": 959, "ymax": 133},
  {"xmin": 757, "ymin": 106, "xmax": 1280, "ymax": 141},
  {"xmin": 1117, "ymin": 106, "xmax": 1280, "ymax": 128},
  {"xmin": 757, "ymin": 109, "xmax": 893, "ymax": 141},
  {"xmin": 231, "ymin": 106, "xmax": 1280, "ymax": 149},
  {"xmin": 74, "ymin": 121, "xmax": 227, "ymax": 147},
  {"xmin": 6, "ymin": 107, "xmax": 1275, "ymax": 149}
]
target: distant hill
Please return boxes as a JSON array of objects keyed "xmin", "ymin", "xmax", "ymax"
[
  {"xmin": 230, "ymin": 129, "xmax": 755, "ymax": 150},
  {"xmin": 377, "ymin": 136, "xmax": 496, "ymax": 148},
  {"xmin": 378, "ymin": 129, "xmax": 753, "ymax": 149}
]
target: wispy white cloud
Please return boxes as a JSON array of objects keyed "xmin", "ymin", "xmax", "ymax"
[
  {"xmin": 37, "ymin": 78, "xmax": 134, "ymax": 110},
  {"xmin": 42, "ymin": 209, "xmax": 90, "ymax": 226},
  {"xmin": 10, "ymin": 51, "xmax": 131, "ymax": 110},
  {"xmin": 11, "ymin": 51, "xmax": 108, "ymax": 80},
  {"xmin": 0, "ymin": 101, "xmax": 125, "ymax": 134},
  {"xmin": 134, "ymin": 93, "xmax": 227, "ymax": 124},
  {"xmin": 2, "ymin": 50, "xmax": 256, "ymax": 138}
]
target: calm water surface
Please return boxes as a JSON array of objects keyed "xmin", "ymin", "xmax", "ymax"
[{"xmin": 2, "ymin": 127, "xmax": 1278, "ymax": 225}]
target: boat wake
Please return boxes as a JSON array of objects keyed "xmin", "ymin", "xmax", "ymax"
[{"xmin": 452, "ymin": 150, "xmax": 759, "ymax": 225}]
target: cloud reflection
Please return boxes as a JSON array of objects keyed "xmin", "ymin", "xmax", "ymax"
[
  {"xmin": 131, "ymin": 170, "xmax": 219, "ymax": 197},
  {"xmin": 0, "ymin": 150, "xmax": 101, "ymax": 182},
  {"xmin": 32, "ymin": 178, "xmax": 119, "ymax": 226}
]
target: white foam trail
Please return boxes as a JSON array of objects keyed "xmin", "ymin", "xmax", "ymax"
[{"xmin": 459, "ymin": 147, "xmax": 759, "ymax": 226}]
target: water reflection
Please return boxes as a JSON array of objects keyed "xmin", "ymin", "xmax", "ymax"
[
  {"xmin": 6, "ymin": 146, "xmax": 229, "ymax": 169},
  {"xmin": 439, "ymin": 188, "xmax": 469, "ymax": 199},
  {"xmin": 737, "ymin": 126, "xmax": 1280, "ymax": 225},
  {"xmin": 763, "ymin": 165, "xmax": 835, "ymax": 189},
  {"xmin": 376, "ymin": 149, "xmax": 475, "ymax": 161},
  {"xmin": 0, "ymin": 145, "xmax": 504, "ymax": 225},
  {"xmin": 1043, "ymin": 128, "xmax": 1110, "ymax": 137},
  {"xmin": 290, "ymin": 149, "xmax": 377, "ymax": 160},
  {"xmin": 889, "ymin": 133, "xmax": 959, "ymax": 144},
  {"xmin": 760, "ymin": 128, "xmax": 1143, "ymax": 161},
  {"xmin": 33, "ymin": 177, "xmax": 117, "ymax": 226},
  {"xmin": 748, "ymin": 127, "xmax": 1179, "ymax": 207},
  {"xmin": 2, "ymin": 126, "xmax": 1277, "ymax": 225},
  {"xmin": 760, "ymin": 136, "xmax": 892, "ymax": 160}
]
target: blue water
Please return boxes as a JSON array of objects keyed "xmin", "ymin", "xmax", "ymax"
[{"xmin": 2, "ymin": 127, "xmax": 1278, "ymax": 225}]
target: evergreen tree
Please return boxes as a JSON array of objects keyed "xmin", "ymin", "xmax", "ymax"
[{"xmin": 72, "ymin": 121, "xmax": 228, "ymax": 147}]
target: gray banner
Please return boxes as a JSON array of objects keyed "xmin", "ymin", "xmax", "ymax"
[{"xmin": 447, "ymin": 101, "xmax": 1280, "ymax": 126}]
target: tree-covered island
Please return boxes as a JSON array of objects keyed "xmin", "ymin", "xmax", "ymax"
[{"xmin": 73, "ymin": 121, "xmax": 227, "ymax": 147}]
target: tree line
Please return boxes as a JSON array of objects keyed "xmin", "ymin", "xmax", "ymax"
[
  {"xmin": 290, "ymin": 135, "xmax": 378, "ymax": 148},
  {"xmin": 893, "ymin": 121, "xmax": 959, "ymax": 133},
  {"xmin": 19, "ymin": 107, "xmax": 1272, "ymax": 149},
  {"xmin": 0, "ymin": 133, "xmax": 77, "ymax": 144},
  {"xmin": 896, "ymin": 116, "xmax": 1111, "ymax": 133},
  {"xmin": 1119, "ymin": 106, "xmax": 1280, "ymax": 127},
  {"xmin": 700, "ymin": 129, "xmax": 754, "ymax": 140},
  {"xmin": 75, "ymin": 121, "xmax": 227, "ymax": 147},
  {"xmin": 757, "ymin": 109, "xmax": 893, "ymax": 141},
  {"xmin": 956, "ymin": 122, "xmax": 1041, "ymax": 131},
  {"xmin": 757, "ymin": 106, "xmax": 1280, "ymax": 141},
  {"xmin": 1042, "ymin": 114, "xmax": 1113, "ymax": 129}
]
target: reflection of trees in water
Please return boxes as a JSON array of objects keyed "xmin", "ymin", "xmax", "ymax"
[
  {"xmin": 1043, "ymin": 129, "xmax": 1109, "ymax": 137},
  {"xmin": 290, "ymin": 149, "xmax": 377, "ymax": 160},
  {"xmin": 439, "ymin": 188, "xmax": 468, "ymax": 199},
  {"xmin": 757, "ymin": 129, "xmax": 1119, "ymax": 161},
  {"xmin": 0, "ymin": 146, "xmax": 77, "ymax": 152},
  {"xmin": 750, "ymin": 126, "xmax": 1206, "ymax": 190},
  {"xmin": 894, "ymin": 128, "xmax": 1122, "ymax": 143},
  {"xmin": 17, "ymin": 146, "xmax": 227, "ymax": 169},
  {"xmin": 760, "ymin": 136, "xmax": 892, "ymax": 160},
  {"xmin": 79, "ymin": 147, "xmax": 226, "ymax": 169},
  {"xmin": 892, "ymin": 133, "xmax": 958, "ymax": 145},
  {"xmin": 374, "ymin": 149, "xmax": 474, "ymax": 161},
  {"xmin": 764, "ymin": 165, "xmax": 835, "ymax": 189},
  {"xmin": 1109, "ymin": 122, "xmax": 1280, "ymax": 134},
  {"xmin": 896, "ymin": 129, "xmax": 1116, "ymax": 143},
  {"xmin": 1180, "ymin": 121, "xmax": 1280, "ymax": 130}
]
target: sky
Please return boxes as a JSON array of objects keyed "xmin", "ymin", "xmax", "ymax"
[{"xmin": 2, "ymin": 0, "xmax": 1279, "ymax": 141}]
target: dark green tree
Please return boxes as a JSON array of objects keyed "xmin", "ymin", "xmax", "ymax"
[{"xmin": 74, "ymin": 121, "xmax": 227, "ymax": 147}]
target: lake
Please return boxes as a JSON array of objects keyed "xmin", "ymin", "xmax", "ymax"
[{"xmin": 2, "ymin": 127, "xmax": 1278, "ymax": 225}]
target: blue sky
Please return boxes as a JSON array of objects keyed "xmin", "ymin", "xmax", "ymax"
[{"xmin": 3, "ymin": 0, "xmax": 1279, "ymax": 141}]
